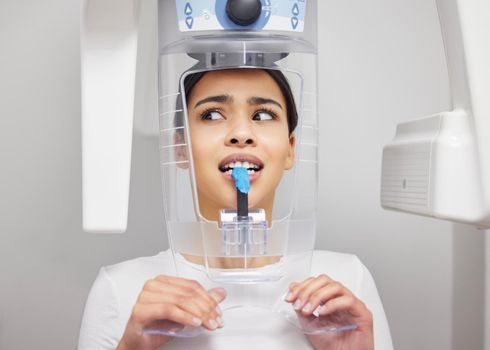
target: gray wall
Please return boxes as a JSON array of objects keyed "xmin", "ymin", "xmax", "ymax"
[{"xmin": 0, "ymin": 0, "xmax": 487, "ymax": 349}]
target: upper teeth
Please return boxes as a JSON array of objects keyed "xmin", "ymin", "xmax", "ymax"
[{"xmin": 224, "ymin": 161, "xmax": 260, "ymax": 170}]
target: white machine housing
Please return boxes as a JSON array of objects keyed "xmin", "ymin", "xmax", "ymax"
[{"xmin": 381, "ymin": 0, "xmax": 490, "ymax": 228}]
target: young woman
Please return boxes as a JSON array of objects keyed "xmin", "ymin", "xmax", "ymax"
[{"xmin": 78, "ymin": 69, "xmax": 393, "ymax": 350}]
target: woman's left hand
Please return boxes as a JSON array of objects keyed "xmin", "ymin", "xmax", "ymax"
[{"xmin": 285, "ymin": 274, "xmax": 373, "ymax": 350}]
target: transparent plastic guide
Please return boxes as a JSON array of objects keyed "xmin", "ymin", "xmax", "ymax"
[{"xmin": 159, "ymin": 53, "xmax": 317, "ymax": 278}]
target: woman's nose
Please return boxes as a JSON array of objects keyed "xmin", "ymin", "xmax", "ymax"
[
  {"xmin": 229, "ymin": 137, "xmax": 255, "ymax": 146},
  {"xmin": 225, "ymin": 121, "xmax": 256, "ymax": 147}
]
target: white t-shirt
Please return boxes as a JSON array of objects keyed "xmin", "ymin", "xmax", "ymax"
[{"xmin": 78, "ymin": 250, "xmax": 393, "ymax": 349}]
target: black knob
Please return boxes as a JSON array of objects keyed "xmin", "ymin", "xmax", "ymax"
[{"xmin": 226, "ymin": 0, "xmax": 262, "ymax": 26}]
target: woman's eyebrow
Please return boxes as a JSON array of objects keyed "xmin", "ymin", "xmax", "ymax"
[
  {"xmin": 247, "ymin": 97, "xmax": 283, "ymax": 110},
  {"xmin": 194, "ymin": 94, "xmax": 233, "ymax": 108}
]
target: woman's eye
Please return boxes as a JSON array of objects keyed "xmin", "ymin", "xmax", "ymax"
[
  {"xmin": 202, "ymin": 111, "xmax": 224, "ymax": 120},
  {"xmin": 253, "ymin": 111, "xmax": 274, "ymax": 121}
]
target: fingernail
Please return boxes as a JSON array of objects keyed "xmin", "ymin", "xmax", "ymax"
[
  {"xmin": 216, "ymin": 316, "xmax": 225, "ymax": 327},
  {"xmin": 216, "ymin": 306, "xmax": 222, "ymax": 315},
  {"xmin": 313, "ymin": 305, "xmax": 324, "ymax": 317},
  {"xmin": 302, "ymin": 303, "xmax": 312, "ymax": 313},
  {"xmin": 192, "ymin": 317, "xmax": 203, "ymax": 326},
  {"xmin": 293, "ymin": 299, "xmax": 304, "ymax": 310},
  {"xmin": 285, "ymin": 292, "xmax": 294, "ymax": 302},
  {"xmin": 208, "ymin": 319, "xmax": 218, "ymax": 330}
]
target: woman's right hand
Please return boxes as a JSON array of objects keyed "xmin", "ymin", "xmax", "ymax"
[{"xmin": 116, "ymin": 275, "xmax": 227, "ymax": 350}]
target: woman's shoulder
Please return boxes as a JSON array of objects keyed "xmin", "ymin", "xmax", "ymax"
[
  {"xmin": 311, "ymin": 249, "xmax": 362, "ymax": 264},
  {"xmin": 310, "ymin": 250, "xmax": 368, "ymax": 294},
  {"xmin": 88, "ymin": 251, "xmax": 176, "ymax": 320},
  {"xmin": 311, "ymin": 249, "xmax": 364, "ymax": 271},
  {"xmin": 100, "ymin": 250, "xmax": 175, "ymax": 287}
]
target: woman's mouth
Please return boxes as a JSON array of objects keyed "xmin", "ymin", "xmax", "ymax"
[{"xmin": 218, "ymin": 155, "xmax": 264, "ymax": 182}]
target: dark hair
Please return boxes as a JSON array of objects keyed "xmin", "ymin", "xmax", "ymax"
[{"xmin": 178, "ymin": 69, "xmax": 298, "ymax": 134}]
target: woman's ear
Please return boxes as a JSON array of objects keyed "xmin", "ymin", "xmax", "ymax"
[
  {"xmin": 174, "ymin": 132, "xmax": 189, "ymax": 169},
  {"xmin": 284, "ymin": 134, "xmax": 295, "ymax": 170}
]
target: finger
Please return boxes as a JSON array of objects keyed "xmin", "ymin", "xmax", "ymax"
[
  {"xmin": 208, "ymin": 287, "xmax": 227, "ymax": 302},
  {"xmin": 291, "ymin": 275, "xmax": 334, "ymax": 311},
  {"xmin": 318, "ymin": 295, "xmax": 368, "ymax": 319},
  {"xmin": 139, "ymin": 290, "xmax": 205, "ymax": 312},
  {"xmin": 132, "ymin": 303, "xmax": 203, "ymax": 330},
  {"xmin": 283, "ymin": 282, "xmax": 298, "ymax": 302},
  {"xmin": 208, "ymin": 287, "xmax": 227, "ymax": 316},
  {"xmin": 156, "ymin": 275, "xmax": 207, "ymax": 295},
  {"xmin": 171, "ymin": 293, "xmax": 223, "ymax": 330},
  {"xmin": 285, "ymin": 277, "xmax": 315, "ymax": 302},
  {"xmin": 143, "ymin": 280, "xmax": 193, "ymax": 296},
  {"xmin": 300, "ymin": 282, "xmax": 345, "ymax": 316}
]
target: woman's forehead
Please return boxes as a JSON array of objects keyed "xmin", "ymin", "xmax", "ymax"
[{"xmin": 189, "ymin": 69, "xmax": 285, "ymax": 103}]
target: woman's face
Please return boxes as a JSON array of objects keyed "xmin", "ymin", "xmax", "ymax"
[{"xmin": 185, "ymin": 69, "xmax": 295, "ymax": 221}]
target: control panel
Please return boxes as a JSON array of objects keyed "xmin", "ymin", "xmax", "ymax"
[{"xmin": 175, "ymin": 0, "xmax": 307, "ymax": 32}]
